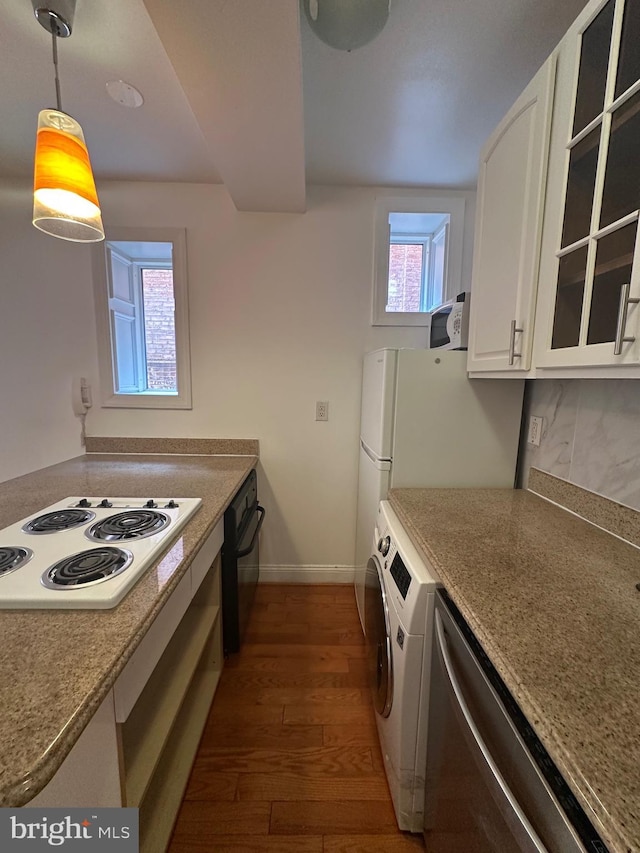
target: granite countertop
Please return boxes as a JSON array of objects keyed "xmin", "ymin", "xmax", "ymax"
[
  {"xmin": 0, "ymin": 450, "xmax": 257, "ymax": 808},
  {"xmin": 389, "ymin": 486, "xmax": 640, "ymax": 853}
]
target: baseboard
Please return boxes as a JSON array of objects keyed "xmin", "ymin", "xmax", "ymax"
[{"xmin": 259, "ymin": 565, "xmax": 354, "ymax": 584}]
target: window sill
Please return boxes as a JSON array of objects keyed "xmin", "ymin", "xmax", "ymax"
[{"xmin": 101, "ymin": 392, "xmax": 192, "ymax": 410}]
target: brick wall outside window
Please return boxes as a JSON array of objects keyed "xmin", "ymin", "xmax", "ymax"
[
  {"xmin": 141, "ymin": 269, "xmax": 177, "ymax": 391},
  {"xmin": 387, "ymin": 244, "xmax": 423, "ymax": 312}
]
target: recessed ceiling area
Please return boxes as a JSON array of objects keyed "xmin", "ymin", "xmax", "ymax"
[{"xmin": 0, "ymin": 0, "xmax": 591, "ymax": 211}]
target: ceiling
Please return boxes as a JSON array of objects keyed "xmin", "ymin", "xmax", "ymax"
[{"xmin": 1, "ymin": 0, "xmax": 590, "ymax": 212}]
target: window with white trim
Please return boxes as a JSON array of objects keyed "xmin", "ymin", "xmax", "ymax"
[
  {"xmin": 93, "ymin": 228, "xmax": 192, "ymax": 409},
  {"xmin": 372, "ymin": 196, "xmax": 465, "ymax": 326}
]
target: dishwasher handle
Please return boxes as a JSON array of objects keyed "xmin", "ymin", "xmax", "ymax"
[
  {"xmin": 235, "ymin": 505, "xmax": 265, "ymax": 558},
  {"xmin": 434, "ymin": 609, "xmax": 548, "ymax": 853}
]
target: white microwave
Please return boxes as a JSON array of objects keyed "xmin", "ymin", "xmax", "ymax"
[{"xmin": 429, "ymin": 293, "xmax": 470, "ymax": 350}]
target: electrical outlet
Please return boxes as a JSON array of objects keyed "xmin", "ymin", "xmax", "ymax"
[
  {"xmin": 527, "ymin": 415, "xmax": 543, "ymax": 447},
  {"xmin": 316, "ymin": 401, "xmax": 329, "ymax": 421}
]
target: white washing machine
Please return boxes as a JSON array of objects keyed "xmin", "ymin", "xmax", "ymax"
[{"xmin": 365, "ymin": 500, "xmax": 439, "ymax": 832}]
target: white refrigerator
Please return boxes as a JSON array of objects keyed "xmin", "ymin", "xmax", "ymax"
[{"xmin": 354, "ymin": 348, "xmax": 524, "ymax": 632}]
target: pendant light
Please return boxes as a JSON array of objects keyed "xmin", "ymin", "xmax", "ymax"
[{"xmin": 32, "ymin": 0, "xmax": 104, "ymax": 243}]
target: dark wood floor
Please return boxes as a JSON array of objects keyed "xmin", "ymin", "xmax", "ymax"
[{"xmin": 168, "ymin": 583, "xmax": 426, "ymax": 852}]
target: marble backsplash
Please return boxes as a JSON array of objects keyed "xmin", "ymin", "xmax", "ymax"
[{"xmin": 519, "ymin": 378, "xmax": 640, "ymax": 511}]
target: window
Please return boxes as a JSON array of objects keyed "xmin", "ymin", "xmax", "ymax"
[
  {"xmin": 372, "ymin": 196, "xmax": 465, "ymax": 326},
  {"xmin": 93, "ymin": 228, "xmax": 192, "ymax": 408}
]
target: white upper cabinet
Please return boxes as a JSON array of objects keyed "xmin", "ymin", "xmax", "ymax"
[
  {"xmin": 467, "ymin": 56, "xmax": 556, "ymax": 375},
  {"xmin": 534, "ymin": 0, "xmax": 640, "ymax": 375}
]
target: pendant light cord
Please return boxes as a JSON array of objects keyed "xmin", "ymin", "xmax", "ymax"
[{"xmin": 51, "ymin": 30, "xmax": 62, "ymax": 111}]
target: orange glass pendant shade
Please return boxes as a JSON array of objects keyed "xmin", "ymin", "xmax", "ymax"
[{"xmin": 33, "ymin": 109, "xmax": 104, "ymax": 243}]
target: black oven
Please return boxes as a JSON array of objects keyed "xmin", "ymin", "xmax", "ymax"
[{"xmin": 221, "ymin": 469, "xmax": 265, "ymax": 655}]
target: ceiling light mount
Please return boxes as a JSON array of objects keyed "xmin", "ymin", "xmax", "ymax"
[
  {"xmin": 32, "ymin": 0, "xmax": 76, "ymax": 38},
  {"xmin": 106, "ymin": 80, "xmax": 144, "ymax": 109},
  {"xmin": 302, "ymin": 0, "xmax": 391, "ymax": 52},
  {"xmin": 30, "ymin": 0, "xmax": 104, "ymax": 243}
]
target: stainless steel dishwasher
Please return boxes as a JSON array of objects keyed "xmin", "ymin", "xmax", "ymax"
[{"xmin": 424, "ymin": 589, "xmax": 608, "ymax": 853}]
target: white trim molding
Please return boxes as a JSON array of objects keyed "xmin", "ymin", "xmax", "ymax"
[{"xmin": 259, "ymin": 565, "xmax": 354, "ymax": 584}]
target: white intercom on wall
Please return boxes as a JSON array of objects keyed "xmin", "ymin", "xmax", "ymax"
[{"xmin": 72, "ymin": 377, "xmax": 92, "ymax": 416}]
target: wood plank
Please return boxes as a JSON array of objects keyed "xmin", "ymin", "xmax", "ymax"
[
  {"xmin": 182, "ymin": 769, "xmax": 239, "ymax": 801},
  {"xmin": 244, "ymin": 629, "xmax": 365, "ymax": 646},
  {"xmin": 172, "ymin": 800, "xmax": 271, "ymax": 836},
  {"xmin": 198, "ymin": 723, "xmax": 324, "ymax": 751},
  {"xmin": 370, "ymin": 739, "xmax": 386, "ymax": 773},
  {"xmin": 239, "ymin": 774, "xmax": 391, "ymax": 802},
  {"xmin": 171, "ymin": 836, "xmax": 323, "ymax": 852},
  {"xmin": 189, "ymin": 746, "xmax": 374, "ymax": 776},
  {"xmin": 284, "ymin": 704, "xmax": 375, "ymax": 727},
  {"xmin": 270, "ymin": 800, "xmax": 399, "ymax": 834},
  {"xmin": 323, "ymin": 834, "xmax": 426, "ymax": 852},
  {"xmin": 323, "ymin": 722, "xmax": 379, "ymax": 747},
  {"xmin": 224, "ymin": 656, "xmax": 351, "ymax": 673},
  {"xmin": 253, "ymin": 584, "xmax": 351, "ymax": 603},
  {"xmin": 251, "ymin": 603, "xmax": 361, "ymax": 625},
  {"xmin": 205, "ymin": 703, "xmax": 284, "ymax": 727},
  {"xmin": 245, "ymin": 621, "xmax": 311, "ymax": 637},
  {"xmin": 242, "ymin": 644, "xmax": 366, "ymax": 660},
  {"xmin": 218, "ymin": 671, "xmax": 370, "ymax": 690},
  {"xmin": 211, "ymin": 687, "xmax": 368, "ymax": 707},
  {"xmin": 281, "ymin": 590, "xmax": 349, "ymax": 605}
]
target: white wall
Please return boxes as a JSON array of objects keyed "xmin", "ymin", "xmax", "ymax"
[
  {"xmin": 0, "ymin": 182, "xmax": 98, "ymax": 482},
  {"xmin": 0, "ymin": 180, "xmax": 475, "ymax": 572}
]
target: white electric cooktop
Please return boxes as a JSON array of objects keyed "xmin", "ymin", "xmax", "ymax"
[{"xmin": 0, "ymin": 496, "xmax": 202, "ymax": 609}]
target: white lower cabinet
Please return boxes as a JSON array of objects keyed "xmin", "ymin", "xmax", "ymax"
[
  {"xmin": 467, "ymin": 54, "xmax": 556, "ymax": 376},
  {"xmin": 119, "ymin": 551, "xmax": 223, "ymax": 852},
  {"xmin": 25, "ymin": 692, "xmax": 122, "ymax": 809},
  {"xmin": 24, "ymin": 521, "xmax": 224, "ymax": 853}
]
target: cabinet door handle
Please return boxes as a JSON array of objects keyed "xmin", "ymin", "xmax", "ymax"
[
  {"xmin": 508, "ymin": 319, "xmax": 523, "ymax": 365},
  {"xmin": 235, "ymin": 505, "xmax": 265, "ymax": 558},
  {"xmin": 614, "ymin": 283, "xmax": 640, "ymax": 355}
]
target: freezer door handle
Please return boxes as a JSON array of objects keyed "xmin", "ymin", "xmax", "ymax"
[{"xmin": 361, "ymin": 438, "xmax": 391, "ymax": 467}]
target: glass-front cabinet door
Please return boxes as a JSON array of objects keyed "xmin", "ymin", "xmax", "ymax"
[{"xmin": 536, "ymin": 0, "xmax": 640, "ymax": 369}]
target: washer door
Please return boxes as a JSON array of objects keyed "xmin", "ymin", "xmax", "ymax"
[{"xmin": 364, "ymin": 554, "xmax": 393, "ymax": 718}]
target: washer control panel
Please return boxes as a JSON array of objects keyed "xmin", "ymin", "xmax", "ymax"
[
  {"xmin": 390, "ymin": 552, "xmax": 412, "ymax": 599},
  {"xmin": 375, "ymin": 500, "xmax": 439, "ymax": 633}
]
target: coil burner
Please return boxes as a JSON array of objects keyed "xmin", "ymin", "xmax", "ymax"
[
  {"xmin": 41, "ymin": 547, "xmax": 133, "ymax": 589},
  {"xmin": 86, "ymin": 510, "xmax": 171, "ymax": 542},
  {"xmin": 0, "ymin": 547, "xmax": 34, "ymax": 577},
  {"xmin": 22, "ymin": 509, "xmax": 95, "ymax": 534}
]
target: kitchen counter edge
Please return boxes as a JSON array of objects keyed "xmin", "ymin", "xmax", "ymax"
[
  {"xmin": 388, "ymin": 486, "xmax": 640, "ymax": 853},
  {"xmin": 0, "ymin": 451, "xmax": 258, "ymax": 807}
]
